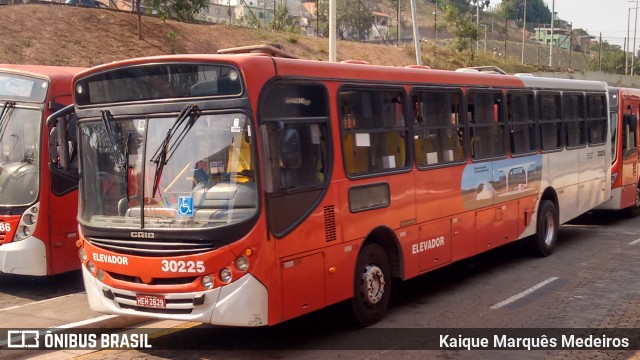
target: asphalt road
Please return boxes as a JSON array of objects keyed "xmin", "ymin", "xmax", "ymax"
[
  {"xmin": 3, "ymin": 210, "xmax": 640, "ymax": 360},
  {"xmin": 0, "ymin": 269, "xmax": 84, "ymax": 310}
]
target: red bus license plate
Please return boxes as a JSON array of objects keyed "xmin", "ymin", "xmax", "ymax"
[{"xmin": 136, "ymin": 294, "xmax": 166, "ymax": 308}]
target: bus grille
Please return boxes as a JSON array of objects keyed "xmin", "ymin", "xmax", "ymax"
[
  {"xmin": 87, "ymin": 236, "xmax": 217, "ymax": 257},
  {"xmin": 107, "ymin": 271, "xmax": 198, "ymax": 285}
]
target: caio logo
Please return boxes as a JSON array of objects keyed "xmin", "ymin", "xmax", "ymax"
[
  {"xmin": 131, "ymin": 232, "xmax": 155, "ymax": 239},
  {"xmin": 6, "ymin": 330, "xmax": 40, "ymax": 348}
]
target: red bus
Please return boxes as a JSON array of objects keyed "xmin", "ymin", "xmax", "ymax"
[
  {"xmin": 0, "ymin": 64, "xmax": 85, "ymax": 276},
  {"xmin": 596, "ymin": 87, "xmax": 640, "ymax": 216},
  {"xmin": 49, "ymin": 48, "xmax": 610, "ymax": 326}
]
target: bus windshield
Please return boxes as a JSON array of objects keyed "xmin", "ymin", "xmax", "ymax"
[
  {"xmin": 78, "ymin": 112, "xmax": 257, "ymax": 229},
  {"xmin": 0, "ymin": 105, "xmax": 41, "ymax": 206}
]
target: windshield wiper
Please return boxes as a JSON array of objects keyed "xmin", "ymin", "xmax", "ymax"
[
  {"xmin": 149, "ymin": 104, "xmax": 199, "ymax": 198},
  {"xmin": 100, "ymin": 110, "xmax": 126, "ymax": 167},
  {"xmin": 0, "ymin": 101, "xmax": 16, "ymax": 144}
]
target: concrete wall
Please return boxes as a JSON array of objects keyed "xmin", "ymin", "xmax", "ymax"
[{"xmin": 535, "ymin": 71, "xmax": 640, "ymax": 88}]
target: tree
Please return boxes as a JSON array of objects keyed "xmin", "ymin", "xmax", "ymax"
[
  {"xmin": 443, "ymin": 2, "xmax": 477, "ymax": 52},
  {"xmin": 147, "ymin": 0, "xmax": 208, "ymax": 22},
  {"xmin": 318, "ymin": 0, "xmax": 372, "ymax": 41},
  {"xmin": 496, "ymin": 0, "xmax": 550, "ymax": 28},
  {"xmin": 497, "ymin": 1, "xmax": 515, "ymax": 56},
  {"xmin": 268, "ymin": 3, "xmax": 298, "ymax": 33},
  {"xmin": 590, "ymin": 41, "xmax": 625, "ymax": 74},
  {"xmin": 446, "ymin": 0, "xmax": 472, "ymax": 13},
  {"xmin": 133, "ymin": 0, "xmax": 142, "ymax": 40}
]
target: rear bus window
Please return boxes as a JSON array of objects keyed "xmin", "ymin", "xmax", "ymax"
[{"xmin": 586, "ymin": 94, "xmax": 607, "ymax": 145}]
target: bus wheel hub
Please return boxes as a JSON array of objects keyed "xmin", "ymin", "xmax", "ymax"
[{"xmin": 361, "ymin": 265, "xmax": 385, "ymax": 305}]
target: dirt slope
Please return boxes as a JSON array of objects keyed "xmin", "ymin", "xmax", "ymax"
[{"xmin": 0, "ymin": 4, "xmax": 420, "ymax": 67}]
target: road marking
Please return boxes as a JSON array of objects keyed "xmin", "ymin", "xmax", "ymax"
[
  {"xmin": 54, "ymin": 314, "xmax": 119, "ymax": 329},
  {"xmin": 629, "ymin": 238, "xmax": 640, "ymax": 245},
  {"xmin": 0, "ymin": 292, "xmax": 85, "ymax": 312},
  {"xmin": 490, "ymin": 277, "xmax": 559, "ymax": 310}
]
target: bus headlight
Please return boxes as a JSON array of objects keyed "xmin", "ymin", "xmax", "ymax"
[
  {"xmin": 202, "ymin": 274, "xmax": 214, "ymax": 289},
  {"xmin": 18, "ymin": 226, "xmax": 30, "ymax": 238},
  {"xmin": 96, "ymin": 268, "xmax": 105, "ymax": 281},
  {"xmin": 219, "ymin": 268, "xmax": 232, "ymax": 283},
  {"xmin": 23, "ymin": 213, "xmax": 36, "ymax": 226},
  {"xmin": 86, "ymin": 261, "xmax": 95, "ymax": 273},
  {"xmin": 79, "ymin": 248, "xmax": 87, "ymax": 261},
  {"xmin": 235, "ymin": 256, "xmax": 249, "ymax": 271},
  {"xmin": 13, "ymin": 202, "xmax": 39, "ymax": 242}
]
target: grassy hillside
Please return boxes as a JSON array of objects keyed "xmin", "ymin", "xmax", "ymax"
[{"xmin": 0, "ymin": 3, "xmax": 582, "ymax": 73}]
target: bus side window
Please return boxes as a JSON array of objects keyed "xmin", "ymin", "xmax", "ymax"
[
  {"xmin": 563, "ymin": 94, "xmax": 586, "ymax": 148},
  {"xmin": 340, "ymin": 88, "xmax": 408, "ymax": 175},
  {"xmin": 507, "ymin": 91, "xmax": 536, "ymax": 155},
  {"xmin": 538, "ymin": 93, "xmax": 563, "ymax": 151},
  {"xmin": 468, "ymin": 91, "xmax": 505, "ymax": 160},
  {"xmin": 413, "ymin": 90, "xmax": 464, "ymax": 167}
]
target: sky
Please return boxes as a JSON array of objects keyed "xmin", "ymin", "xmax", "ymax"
[{"xmin": 491, "ymin": 0, "xmax": 638, "ymax": 49}]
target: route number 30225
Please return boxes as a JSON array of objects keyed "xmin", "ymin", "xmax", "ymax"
[{"xmin": 160, "ymin": 260, "xmax": 205, "ymax": 273}]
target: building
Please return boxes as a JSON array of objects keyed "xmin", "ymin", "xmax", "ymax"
[
  {"xmin": 195, "ymin": 0, "xmax": 235, "ymax": 24},
  {"xmin": 371, "ymin": 11, "xmax": 389, "ymax": 40},
  {"xmin": 534, "ymin": 27, "xmax": 571, "ymax": 50},
  {"xmin": 235, "ymin": 1, "xmax": 275, "ymax": 27}
]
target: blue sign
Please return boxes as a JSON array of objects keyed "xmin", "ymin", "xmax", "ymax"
[{"xmin": 177, "ymin": 196, "xmax": 194, "ymax": 217}]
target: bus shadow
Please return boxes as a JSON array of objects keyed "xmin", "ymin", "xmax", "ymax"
[{"xmin": 0, "ymin": 269, "xmax": 84, "ymax": 302}]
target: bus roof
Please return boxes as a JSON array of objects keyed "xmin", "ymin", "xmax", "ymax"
[
  {"xmin": 72, "ymin": 53, "xmax": 527, "ymax": 89},
  {"xmin": 0, "ymin": 64, "xmax": 86, "ymax": 80},
  {"xmin": 70, "ymin": 52, "xmax": 608, "ymax": 93}
]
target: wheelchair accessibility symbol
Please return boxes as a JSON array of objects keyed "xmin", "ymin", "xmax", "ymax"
[{"xmin": 177, "ymin": 196, "xmax": 194, "ymax": 217}]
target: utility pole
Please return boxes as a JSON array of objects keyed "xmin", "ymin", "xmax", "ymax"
[
  {"xmin": 476, "ymin": 1, "xmax": 480, "ymax": 53},
  {"xmin": 433, "ymin": 8, "xmax": 438, "ymax": 42},
  {"xmin": 633, "ymin": 0, "xmax": 638, "ymax": 75},
  {"xmin": 568, "ymin": 23, "xmax": 572, "ymax": 70},
  {"xmin": 549, "ymin": 0, "xmax": 554, "ymax": 67},
  {"xmin": 482, "ymin": 24, "xmax": 487, "ymax": 52},
  {"xmin": 521, "ymin": 0, "xmax": 527, "ymax": 64},
  {"xmin": 599, "ymin": 32, "xmax": 603, "ymax": 71},
  {"xmin": 397, "ymin": 0, "xmax": 400, "ymax": 45},
  {"xmin": 627, "ymin": 7, "xmax": 631, "ymax": 74},
  {"xmin": 329, "ymin": 0, "xmax": 336, "ymax": 61},
  {"xmin": 410, "ymin": 0, "xmax": 422, "ymax": 65}
]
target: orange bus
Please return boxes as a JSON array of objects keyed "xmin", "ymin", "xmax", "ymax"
[
  {"xmin": 596, "ymin": 87, "xmax": 640, "ymax": 216},
  {"xmin": 48, "ymin": 49, "xmax": 610, "ymax": 326},
  {"xmin": 0, "ymin": 64, "xmax": 85, "ymax": 276}
]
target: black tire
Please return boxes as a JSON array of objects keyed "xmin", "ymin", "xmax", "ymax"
[
  {"xmin": 527, "ymin": 200, "xmax": 558, "ymax": 257},
  {"xmin": 350, "ymin": 243, "xmax": 391, "ymax": 327},
  {"xmin": 626, "ymin": 184, "xmax": 640, "ymax": 218}
]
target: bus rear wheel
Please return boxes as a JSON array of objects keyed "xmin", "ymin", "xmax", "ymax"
[
  {"xmin": 626, "ymin": 184, "xmax": 640, "ymax": 218},
  {"xmin": 527, "ymin": 200, "xmax": 558, "ymax": 257},
  {"xmin": 350, "ymin": 243, "xmax": 391, "ymax": 327}
]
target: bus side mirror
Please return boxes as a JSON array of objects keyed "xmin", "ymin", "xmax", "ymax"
[
  {"xmin": 47, "ymin": 104, "xmax": 76, "ymax": 172},
  {"xmin": 259, "ymin": 124, "xmax": 301, "ymax": 194},
  {"xmin": 281, "ymin": 128, "xmax": 301, "ymax": 169},
  {"xmin": 624, "ymin": 114, "xmax": 638, "ymax": 130}
]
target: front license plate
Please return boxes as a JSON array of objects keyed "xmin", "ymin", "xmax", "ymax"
[{"xmin": 136, "ymin": 294, "xmax": 166, "ymax": 308}]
